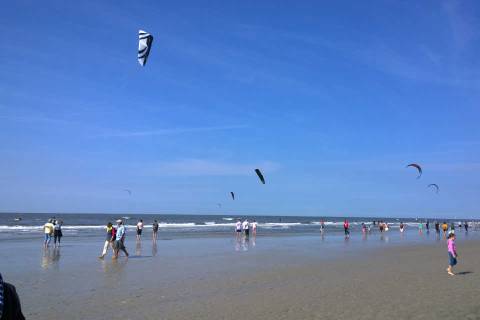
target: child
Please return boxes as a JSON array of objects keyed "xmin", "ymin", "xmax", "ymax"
[{"xmin": 447, "ymin": 233, "xmax": 457, "ymax": 276}]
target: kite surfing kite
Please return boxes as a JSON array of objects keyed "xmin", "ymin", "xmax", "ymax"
[
  {"xmin": 138, "ymin": 30, "xmax": 154, "ymax": 66},
  {"xmin": 123, "ymin": 189, "xmax": 132, "ymax": 196},
  {"xmin": 406, "ymin": 163, "xmax": 422, "ymax": 179},
  {"xmin": 255, "ymin": 169, "xmax": 265, "ymax": 184},
  {"xmin": 230, "ymin": 192, "xmax": 235, "ymax": 200},
  {"xmin": 427, "ymin": 184, "xmax": 439, "ymax": 194}
]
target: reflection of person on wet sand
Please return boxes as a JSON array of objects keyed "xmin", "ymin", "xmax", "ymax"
[
  {"xmin": 135, "ymin": 239, "xmax": 142, "ymax": 256},
  {"xmin": 152, "ymin": 241, "xmax": 157, "ymax": 256},
  {"xmin": 41, "ymin": 247, "xmax": 61, "ymax": 269}
]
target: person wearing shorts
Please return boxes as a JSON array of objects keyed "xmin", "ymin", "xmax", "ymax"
[
  {"xmin": 235, "ymin": 220, "xmax": 242, "ymax": 237},
  {"xmin": 136, "ymin": 219, "xmax": 144, "ymax": 241},
  {"xmin": 152, "ymin": 220, "xmax": 159, "ymax": 241},
  {"xmin": 447, "ymin": 233, "xmax": 457, "ymax": 276},
  {"xmin": 43, "ymin": 219, "xmax": 54, "ymax": 248}
]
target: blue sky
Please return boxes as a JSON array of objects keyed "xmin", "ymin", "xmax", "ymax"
[{"xmin": 1, "ymin": 0, "xmax": 480, "ymax": 218}]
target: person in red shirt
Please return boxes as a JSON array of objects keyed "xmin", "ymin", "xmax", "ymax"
[{"xmin": 343, "ymin": 219, "xmax": 350, "ymax": 236}]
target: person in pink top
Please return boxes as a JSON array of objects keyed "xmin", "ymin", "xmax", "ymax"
[
  {"xmin": 343, "ymin": 219, "xmax": 350, "ymax": 236},
  {"xmin": 446, "ymin": 233, "xmax": 458, "ymax": 276}
]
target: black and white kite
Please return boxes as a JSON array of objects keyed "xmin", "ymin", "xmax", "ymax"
[
  {"xmin": 138, "ymin": 30, "xmax": 154, "ymax": 66},
  {"xmin": 255, "ymin": 169, "xmax": 266, "ymax": 184}
]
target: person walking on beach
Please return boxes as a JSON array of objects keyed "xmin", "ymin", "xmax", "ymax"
[
  {"xmin": 379, "ymin": 221, "xmax": 384, "ymax": 233},
  {"xmin": 446, "ymin": 233, "xmax": 458, "ymax": 276},
  {"xmin": 136, "ymin": 219, "xmax": 144, "ymax": 241},
  {"xmin": 442, "ymin": 222, "xmax": 448, "ymax": 236},
  {"xmin": 242, "ymin": 219, "xmax": 250, "ymax": 237},
  {"xmin": 418, "ymin": 222, "xmax": 423, "ymax": 234},
  {"xmin": 114, "ymin": 220, "xmax": 129, "ymax": 259},
  {"xmin": 152, "ymin": 220, "xmax": 159, "ymax": 241},
  {"xmin": 343, "ymin": 219, "xmax": 350, "ymax": 236},
  {"xmin": 235, "ymin": 219, "xmax": 242, "ymax": 237},
  {"xmin": 53, "ymin": 220, "xmax": 63, "ymax": 247},
  {"xmin": 399, "ymin": 222, "xmax": 405, "ymax": 233},
  {"xmin": 435, "ymin": 221, "xmax": 440, "ymax": 233},
  {"xmin": 450, "ymin": 222, "xmax": 455, "ymax": 234},
  {"xmin": 464, "ymin": 221, "xmax": 469, "ymax": 232},
  {"xmin": 251, "ymin": 220, "xmax": 258, "ymax": 236},
  {"xmin": 43, "ymin": 219, "xmax": 54, "ymax": 248},
  {"xmin": 99, "ymin": 222, "xmax": 115, "ymax": 259},
  {"xmin": 425, "ymin": 220, "xmax": 430, "ymax": 232},
  {"xmin": 320, "ymin": 219, "xmax": 325, "ymax": 234}
]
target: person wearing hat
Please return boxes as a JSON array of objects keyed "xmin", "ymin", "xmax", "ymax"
[
  {"xmin": 0, "ymin": 273, "xmax": 25, "ymax": 320},
  {"xmin": 113, "ymin": 220, "xmax": 129, "ymax": 259}
]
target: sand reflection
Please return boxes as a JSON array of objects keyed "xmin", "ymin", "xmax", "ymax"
[{"xmin": 41, "ymin": 247, "xmax": 61, "ymax": 269}]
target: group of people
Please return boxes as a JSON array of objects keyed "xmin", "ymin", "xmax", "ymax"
[
  {"xmin": 321, "ymin": 219, "xmax": 462, "ymax": 276},
  {"xmin": 42, "ymin": 217, "xmax": 63, "ymax": 248},
  {"xmin": 99, "ymin": 219, "xmax": 129, "ymax": 259},
  {"xmin": 330, "ymin": 219, "xmax": 472, "ymax": 237},
  {"xmin": 99, "ymin": 219, "xmax": 161, "ymax": 259},
  {"xmin": 235, "ymin": 219, "xmax": 258, "ymax": 237}
]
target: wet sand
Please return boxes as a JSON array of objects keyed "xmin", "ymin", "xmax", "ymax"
[{"xmin": 1, "ymin": 232, "xmax": 479, "ymax": 319}]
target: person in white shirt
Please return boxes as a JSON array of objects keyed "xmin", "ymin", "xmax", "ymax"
[
  {"xmin": 235, "ymin": 220, "xmax": 242, "ymax": 238},
  {"xmin": 136, "ymin": 219, "xmax": 144, "ymax": 241},
  {"xmin": 242, "ymin": 219, "xmax": 250, "ymax": 237},
  {"xmin": 251, "ymin": 220, "xmax": 258, "ymax": 236}
]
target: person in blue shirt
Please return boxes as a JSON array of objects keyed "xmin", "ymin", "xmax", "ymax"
[{"xmin": 113, "ymin": 220, "xmax": 129, "ymax": 259}]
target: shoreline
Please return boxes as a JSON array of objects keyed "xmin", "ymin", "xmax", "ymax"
[{"xmin": 2, "ymin": 232, "xmax": 479, "ymax": 319}]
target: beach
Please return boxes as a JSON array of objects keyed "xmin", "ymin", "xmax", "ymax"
[{"xmin": 1, "ymin": 228, "xmax": 479, "ymax": 320}]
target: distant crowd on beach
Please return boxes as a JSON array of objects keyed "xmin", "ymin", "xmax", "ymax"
[{"xmin": 315, "ymin": 219, "xmax": 476, "ymax": 238}]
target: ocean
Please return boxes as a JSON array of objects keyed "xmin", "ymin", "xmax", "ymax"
[{"xmin": 0, "ymin": 212, "xmax": 474, "ymax": 240}]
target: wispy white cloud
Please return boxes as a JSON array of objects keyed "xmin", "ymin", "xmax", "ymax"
[
  {"xmin": 146, "ymin": 159, "xmax": 281, "ymax": 176},
  {"xmin": 98, "ymin": 124, "xmax": 248, "ymax": 138}
]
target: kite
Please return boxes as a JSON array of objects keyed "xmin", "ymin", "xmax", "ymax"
[
  {"xmin": 138, "ymin": 30, "xmax": 154, "ymax": 66},
  {"xmin": 217, "ymin": 203, "xmax": 222, "ymax": 208},
  {"xmin": 123, "ymin": 189, "xmax": 132, "ymax": 196},
  {"xmin": 406, "ymin": 163, "xmax": 422, "ymax": 179},
  {"xmin": 230, "ymin": 192, "xmax": 235, "ymax": 200},
  {"xmin": 427, "ymin": 184, "xmax": 439, "ymax": 194},
  {"xmin": 255, "ymin": 169, "xmax": 265, "ymax": 184}
]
